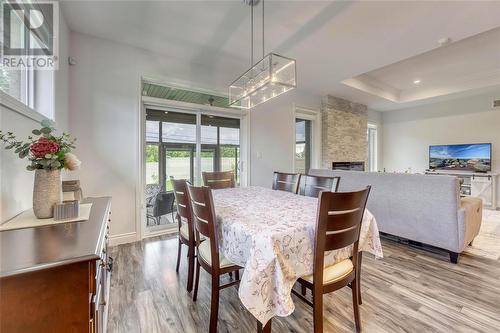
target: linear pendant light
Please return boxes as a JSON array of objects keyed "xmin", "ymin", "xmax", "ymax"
[{"xmin": 229, "ymin": 0, "xmax": 297, "ymax": 109}]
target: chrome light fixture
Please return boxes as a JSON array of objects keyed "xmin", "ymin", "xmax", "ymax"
[{"xmin": 229, "ymin": 0, "xmax": 296, "ymax": 109}]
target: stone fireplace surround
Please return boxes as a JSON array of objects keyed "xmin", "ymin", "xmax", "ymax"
[{"xmin": 321, "ymin": 95, "xmax": 368, "ymax": 169}]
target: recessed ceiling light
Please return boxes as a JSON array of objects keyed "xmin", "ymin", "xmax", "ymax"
[{"xmin": 413, "ymin": 79, "xmax": 421, "ymax": 85}]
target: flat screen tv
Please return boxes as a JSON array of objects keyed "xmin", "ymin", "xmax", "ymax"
[{"xmin": 429, "ymin": 143, "xmax": 491, "ymax": 172}]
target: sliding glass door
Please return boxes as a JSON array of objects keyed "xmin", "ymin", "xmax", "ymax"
[
  {"xmin": 144, "ymin": 109, "xmax": 241, "ymax": 232},
  {"xmin": 201, "ymin": 115, "xmax": 240, "ymax": 185}
]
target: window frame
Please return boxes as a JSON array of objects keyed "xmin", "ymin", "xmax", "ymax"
[
  {"xmin": 145, "ymin": 109, "xmax": 242, "ymax": 190},
  {"xmin": 367, "ymin": 122, "xmax": 378, "ymax": 172},
  {"xmin": 293, "ymin": 106, "xmax": 321, "ymax": 174},
  {"xmin": 295, "ymin": 118, "xmax": 312, "ymax": 174},
  {"xmin": 0, "ymin": 4, "xmax": 53, "ymax": 121}
]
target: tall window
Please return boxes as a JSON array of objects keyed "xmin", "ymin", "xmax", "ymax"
[
  {"xmin": 295, "ymin": 118, "xmax": 311, "ymax": 174},
  {"xmin": 146, "ymin": 111, "xmax": 197, "ymax": 191},
  {"xmin": 0, "ymin": 3, "xmax": 35, "ymax": 109},
  {"xmin": 367, "ymin": 123, "xmax": 378, "ymax": 172}
]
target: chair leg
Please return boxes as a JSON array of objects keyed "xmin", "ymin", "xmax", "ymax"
[
  {"xmin": 312, "ymin": 289, "xmax": 323, "ymax": 333},
  {"xmin": 175, "ymin": 239, "xmax": 182, "ymax": 273},
  {"xmin": 235, "ymin": 269, "xmax": 240, "ymax": 281},
  {"xmin": 301, "ymin": 283, "xmax": 307, "ymax": 296},
  {"xmin": 186, "ymin": 245, "xmax": 195, "ymax": 292},
  {"xmin": 193, "ymin": 260, "xmax": 201, "ymax": 301},
  {"xmin": 352, "ymin": 278, "xmax": 361, "ymax": 333},
  {"xmin": 357, "ymin": 253, "xmax": 363, "ymax": 305},
  {"xmin": 209, "ymin": 274, "xmax": 220, "ymax": 333},
  {"xmin": 228, "ymin": 272, "xmax": 233, "ymax": 279}
]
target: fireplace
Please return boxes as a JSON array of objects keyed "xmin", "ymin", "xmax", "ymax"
[{"xmin": 332, "ymin": 161, "xmax": 365, "ymax": 171}]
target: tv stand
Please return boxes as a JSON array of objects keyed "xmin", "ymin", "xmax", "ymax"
[{"xmin": 425, "ymin": 170, "xmax": 498, "ymax": 210}]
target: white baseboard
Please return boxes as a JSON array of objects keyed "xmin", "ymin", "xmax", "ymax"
[
  {"xmin": 144, "ymin": 227, "xmax": 177, "ymax": 238},
  {"xmin": 109, "ymin": 231, "xmax": 138, "ymax": 246}
]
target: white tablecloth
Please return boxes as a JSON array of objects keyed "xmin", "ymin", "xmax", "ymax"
[{"xmin": 212, "ymin": 186, "xmax": 383, "ymax": 325}]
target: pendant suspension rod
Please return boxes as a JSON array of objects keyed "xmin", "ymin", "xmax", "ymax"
[
  {"xmin": 262, "ymin": 0, "xmax": 265, "ymax": 58},
  {"xmin": 251, "ymin": 2, "xmax": 254, "ymax": 67}
]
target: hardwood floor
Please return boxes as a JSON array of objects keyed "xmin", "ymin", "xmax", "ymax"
[{"xmin": 108, "ymin": 235, "xmax": 500, "ymax": 333}]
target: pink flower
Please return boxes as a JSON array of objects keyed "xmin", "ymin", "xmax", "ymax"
[{"xmin": 30, "ymin": 138, "xmax": 60, "ymax": 158}]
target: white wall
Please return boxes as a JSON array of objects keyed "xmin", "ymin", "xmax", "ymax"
[
  {"xmin": 382, "ymin": 91, "xmax": 500, "ymax": 206},
  {"xmin": 249, "ymin": 90, "xmax": 321, "ymax": 188},
  {"xmin": 0, "ymin": 10, "xmax": 70, "ymax": 222}
]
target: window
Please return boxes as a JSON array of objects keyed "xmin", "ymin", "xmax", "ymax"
[
  {"xmin": 0, "ymin": 2, "xmax": 54, "ymax": 119},
  {"xmin": 295, "ymin": 118, "xmax": 311, "ymax": 174},
  {"xmin": 145, "ymin": 120, "xmax": 160, "ymax": 185},
  {"xmin": 0, "ymin": 4, "xmax": 34, "ymax": 108},
  {"xmin": 145, "ymin": 110, "xmax": 241, "ymax": 192},
  {"xmin": 201, "ymin": 115, "xmax": 240, "ymax": 185},
  {"xmin": 367, "ymin": 123, "xmax": 378, "ymax": 172}
]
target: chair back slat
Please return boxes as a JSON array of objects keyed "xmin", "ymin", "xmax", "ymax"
[
  {"xmin": 272, "ymin": 172, "xmax": 301, "ymax": 193},
  {"xmin": 316, "ymin": 187, "xmax": 371, "ymax": 253},
  {"xmin": 186, "ymin": 184, "xmax": 220, "ymax": 261},
  {"xmin": 202, "ymin": 171, "xmax": 235, "ymax": 189},
  {"xmin": 298, "ymin": 175, "xmax": 341, "ymax": 198},
  {"xmin": 170, "ymin": 178, "xmax": 191, "ymax": 221}
]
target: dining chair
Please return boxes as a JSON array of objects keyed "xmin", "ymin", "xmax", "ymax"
[
  {"xmin": 272, "ymin": 171, "xmax": 301, "ymax": 194},
  {"xmin": 171, "ymin": 178, "xmax": 200, "ymax": 292},
  {"xmin": 293, "ymin": 186, "xmax": 371, "ymax": 333},
  {"xmin": 298, "ymin": 174, "xmax": 341, "ymax": 198},
  {"xmin": 187, "ymin": 184, "xmax": 242, "ymax": 333},
  {"xmin": 202, "ymin": 171, "xmax": 235, "ymax": 189}
]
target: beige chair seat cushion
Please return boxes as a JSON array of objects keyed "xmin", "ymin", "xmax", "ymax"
[
  {"xmin": 179, "ymin": 222, "xmax": 205, "ymax": 242},
  {"xmin": 198, "ymin": 240, "xmax": 235, "ymax": 268},
  {"xmin": 302, "ymin": 259, "xmax": 354, "ymax": 284},
  {"xmin": 180, "ymin": 223, "xmax": 190, "ymax": 240}
]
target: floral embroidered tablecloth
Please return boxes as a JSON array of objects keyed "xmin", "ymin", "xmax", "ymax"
[{"xmin": 212, "ymin": 186, "xmax": 383, "ymax": 325}]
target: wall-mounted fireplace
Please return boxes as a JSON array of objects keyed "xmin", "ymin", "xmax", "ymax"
[{"xmin": 332, "ymin": 161, "xmax": 365, "ymax": 171}]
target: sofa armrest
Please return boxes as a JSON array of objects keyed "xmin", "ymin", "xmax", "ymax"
[{"xmin": 457, "ymin": 197, "xmax": 483, "ymax": 251}]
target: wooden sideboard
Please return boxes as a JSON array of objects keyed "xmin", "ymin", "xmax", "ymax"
[{"xmin": 0, "ymin": 197, "xmax": 112, "ymax": 333}]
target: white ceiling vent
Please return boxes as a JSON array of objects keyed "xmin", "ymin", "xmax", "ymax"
[{"xmin": 494, "ymin": 99, "xmax": 500, "ymax": 108}]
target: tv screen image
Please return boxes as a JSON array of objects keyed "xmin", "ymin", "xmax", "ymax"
[{"xmin": 429, "ymin": 143, "xmax": 491, "ymax": 172}]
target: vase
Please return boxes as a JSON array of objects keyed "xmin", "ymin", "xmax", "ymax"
[{"xmin": 33, "ymin": 169, "xmax": 62, "ymax": 219}]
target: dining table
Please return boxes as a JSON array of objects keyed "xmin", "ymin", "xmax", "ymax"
[{"xmin": 211, "ymin": 186, "xmax": 384, "ymax": 332}]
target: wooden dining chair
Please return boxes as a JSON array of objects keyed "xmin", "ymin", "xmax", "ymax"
[
  {"xmin": 202, "ymin": 171, "xmax": 235, "ymax": 189},
  {"xmin": 298, "ymin": 174, "xmax": 341, "ymax": 198},
  {"xmin": 171, "ymin": 178, "xmax": 201, "ymax": 293},
  {"xmin": 293, "ymin": 186, "xmax": 371, "ymax": 333},
  {"xmin": 272, "ymin": 171, "xmax": 301, "ymax": 194},
  {"xmin": 187, "ymin": 184, "xmax": 242, "ymax": 333}
]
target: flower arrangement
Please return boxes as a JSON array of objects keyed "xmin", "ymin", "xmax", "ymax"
[{"xmin": 0, "ymin": 119, "xmax": 80, "ymax": 171}]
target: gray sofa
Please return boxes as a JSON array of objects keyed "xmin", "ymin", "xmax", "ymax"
[{"xmin": 309, "ymin": 169, "xmax": 483, "ymax": 263}]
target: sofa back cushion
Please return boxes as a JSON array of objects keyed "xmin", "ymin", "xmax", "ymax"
[{"xmin": 309, "ymin": 169, "xmax": 460, "ymax": 250}]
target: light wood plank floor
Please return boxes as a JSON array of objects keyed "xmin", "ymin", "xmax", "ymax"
[{"xmin": 108, "ymin": 235, "xmax": 500, "ymax": 333}]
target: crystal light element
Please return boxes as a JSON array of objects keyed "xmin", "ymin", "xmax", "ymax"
[{"xmin": 229, "ymin": 53, "xmax": 296, "ymax": 109}]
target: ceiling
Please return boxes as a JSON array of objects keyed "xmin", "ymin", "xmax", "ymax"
[
  {"xmin": 343, "ymin": 27, "xmax": 500, "ymax": 110},
  {"xmin": 142, "ymin": 83, "xmax": 230, "ymax": 108},
  {"xmin": 61, "ymin": 0, "xmax": 500, "ymax": 111}
]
